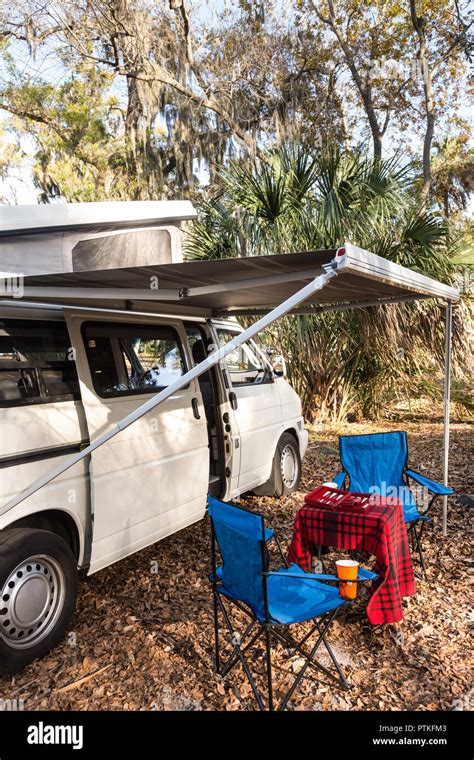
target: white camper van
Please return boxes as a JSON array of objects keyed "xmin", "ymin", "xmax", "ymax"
[{"xmin": 0, "ymin": 202, "xmax": 308, "ymax": 673}]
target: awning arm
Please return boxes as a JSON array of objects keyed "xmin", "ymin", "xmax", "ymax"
[
  {"xmin": 11, "ymin": 267, "xmax": 327, "ymax": 304},
  {"xmin": 0, "ymin": 264, "xmax": 338, "ymax": 515},
  {"xmin": 10, "ymin": 287, "xmax": 183, "ymax": 301},
  {"xmin": 442, "ymin": 300, "xmax": 453, "ymax": 536},
  {"xmin": 185, "ymin": 266, "xmax": 325, "ymax": 297}
]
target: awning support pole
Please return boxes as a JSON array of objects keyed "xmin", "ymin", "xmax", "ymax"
[
  {"xmin": 0, "ymin": 265, "xmax": 338, "ymax": 515},
  {"xmin": 442, "ymin": 300, "xmax": 453, "ymax": 537}
]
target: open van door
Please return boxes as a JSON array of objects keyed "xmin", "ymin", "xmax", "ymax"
[
  {"xmin": 212, "ymin": 323, "xmax": 283, "ymax": 493},
  {"xmin": 65, "ymin": 311, "xmax": 209, "ymax": 573}
]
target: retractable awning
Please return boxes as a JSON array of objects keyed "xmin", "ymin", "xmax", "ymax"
[
  {"xmin": 2, "ymin": 242, "xmax": 459, "ymax": 315},
  {"xmin": 0, "ymin": 242, "xmax": 459, "ymax": 536}
]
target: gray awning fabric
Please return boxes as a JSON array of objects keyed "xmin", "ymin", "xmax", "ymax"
[{"xmin": 4, "ymin": 243, "xmax": 459, "ymax": 316}]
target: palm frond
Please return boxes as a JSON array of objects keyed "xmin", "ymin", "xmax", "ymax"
[{"xmin": 184, "ymin": 142, "xmax": 470, "ymax": 421}]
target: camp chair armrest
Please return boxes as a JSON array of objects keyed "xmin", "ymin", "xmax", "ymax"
[
  {"xmin": 263, "ymin": 571, "xmax": 339, "ymax": 583},
  {"xmin": 262, "ymin": 571, "xmax": 377, "ymax": 583},
  {"xmin": 332, "ymin": 471, "xmax": 346, "ymax": 488},
  {"xmin": 405, "ymin": 469, "xmax": 454, "ymax": 495}
]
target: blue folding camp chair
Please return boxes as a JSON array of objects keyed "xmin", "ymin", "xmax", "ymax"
[
  {"xmin": 208, "ymin": 495, "xmax": 374, "ymax": 711},
  {"xmin": 332, "ymin": 431, "xmax": 454, "ymax": 575}
]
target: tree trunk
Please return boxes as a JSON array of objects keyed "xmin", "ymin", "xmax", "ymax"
[
  {"xmin": 410, "ymin": 0, "xmax": 434, "ymax": 209},
  {"xmin": 419, "ymin": 73, "xmax": 435, "ymax": 208},
  {"xmin": 319, "ymin": 1, "xmax": 386, "ymax": 160},
  {"xmin": 366, "ymin": 103, "xmax": 383, "ymax": 159}
]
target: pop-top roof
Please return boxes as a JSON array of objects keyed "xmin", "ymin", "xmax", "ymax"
[{"xmin": 0, "ymin": 200, "xmax": 197, "ymax": 236}]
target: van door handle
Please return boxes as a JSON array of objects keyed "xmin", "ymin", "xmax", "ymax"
[
  {"xmin": 229, "ymin": 391, "xmax": 238, "ymax": 411},
  {"xmin": 191, "ymin": 397, "xmax": 201, "ymax": 419}
]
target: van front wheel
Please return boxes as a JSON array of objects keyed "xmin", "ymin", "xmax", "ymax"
[
  {"xmin": 254, "ymin": 432, "xmax": 301, "ymax": 498},
  {"xmin": 0, "ymin": 528, "xmax": 77, "ymax": 674}
]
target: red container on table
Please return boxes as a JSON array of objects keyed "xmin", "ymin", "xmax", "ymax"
[{"xmin": 305, "ymin": 485, "xmax": 400, "ymax": 514}]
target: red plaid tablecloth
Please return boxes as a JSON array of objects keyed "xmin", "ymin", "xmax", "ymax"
[{"xmin": 287, "ymin": 500, "xmax": 416, "ymax": 624}]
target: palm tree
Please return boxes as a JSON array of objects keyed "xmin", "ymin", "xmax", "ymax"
[
  {"xmin": 185, "ymin": 144, "xmax": 469, "ymax": 421},
  {"xmin": 431, "ymin": 136, "xmax": 474, "ymax": 218}
]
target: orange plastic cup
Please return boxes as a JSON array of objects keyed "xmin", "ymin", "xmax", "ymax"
[{"xmin": 335, "ymin": 559, "xmax": 359, "ymax": 600}]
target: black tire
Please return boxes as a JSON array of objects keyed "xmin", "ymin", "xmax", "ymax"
[
  {"xmin": 254, "ymin": 432, "xmax": 302, "ymax": 498},
  {"xmin": 0, "ymin": 528, "xmax": 77, "ymax": 674}
]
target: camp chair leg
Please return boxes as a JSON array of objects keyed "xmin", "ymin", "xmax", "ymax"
[
  {"xmin": 408, "ymin": 523, "xmax": 425, "ymax": 580},
  {"xmin": 212, "ymin": 587, "xmax": 221, "ymax": 674},
  {"xmin": 215, "ymin": 594, "xmax": 265, "ymax": 711},
  {"xmin": 418, "ymin": 519, "xmax": 426, "ymax": 544},
  {"xmin": 409, "ymin": 493, "xmax": 437, "ymax": 578},
  {"xmin": 212, "ymin": 595, "xmax": 348, "ymax": 711},
  {"xmin": 274, "ymin": 617, "xmax": 349, "ymax": 692},
  {"xmin": 210, "ymin": 523, "xmax": 221, "ymax": 674},
  {"xmin": 413, "ymin": 522, "xmax": 427, "ymax": 577},
  {"xmin": 265, "ymin": 626, "xmax": 274, "ymax": 712},
  {"xmin": 317, "ymin": 625, "xmax": 351, "ymax": 691},
  {"xmin": 272, "ymin": 625, "xmax": 334, "ymax": 685},
  {"xmin": 278, "ymin": 609, "xmax": 343, "ymax": 711},
  {"xmin": 297, "ymin": 623, "xmax": 314, "ymax": 648},
  {"xmin": 215, "ymin": 596, "xmax": 266, "ymax": 676},
  {"xmin": 221, "ymin": 621, "xmax": 262, "ymax": 677},
  {"xmin": 415, "ymin": 493, "xmax": 439, "ymax": 576}
]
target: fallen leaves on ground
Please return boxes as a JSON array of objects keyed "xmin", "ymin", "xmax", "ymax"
[{"xmin": 1, "ymin": 417, "xmax": 472, "ymax": 712}]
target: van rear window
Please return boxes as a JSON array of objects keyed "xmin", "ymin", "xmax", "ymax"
[
  {"xmin": 0, "ymin": 320, "xmax": 80, "ymax": 406},
  {"xmin": 82, "ymin": 322, "xmax": 186, "ymax": 398}
]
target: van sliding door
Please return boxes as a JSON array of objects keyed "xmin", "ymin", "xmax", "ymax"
[{"xmin": 65, "ymin": 312, "xmax": 209, "ymax": 574}]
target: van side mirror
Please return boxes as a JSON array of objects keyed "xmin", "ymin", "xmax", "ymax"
[
  {"xmin": 271, "ymin": 355, "xmax": 287, "ymax": 378},
  {"xmin": 264, "ymin": 347, "xmax": 287, "ymax": 378}
]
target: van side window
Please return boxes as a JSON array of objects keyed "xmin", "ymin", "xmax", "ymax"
[
  {"xmin": 216, "ymin": 328, "xmax": 271, "ymax": 386},
  {"xmin": 83, "ymin": 322, "xmax": 186, "ymax": 398},
  {"xmin": 0, "ymin": 320, "xmax": 80, "ymax": 406}
]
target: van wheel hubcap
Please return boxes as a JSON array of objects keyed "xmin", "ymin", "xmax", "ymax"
[
  {"xmin": 0, "ymin": 555, "xmax": 65, "ymax": 649},
  {"xmin": 280, "ymin": 444, "xmax": 298, "ymax": 488}
]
